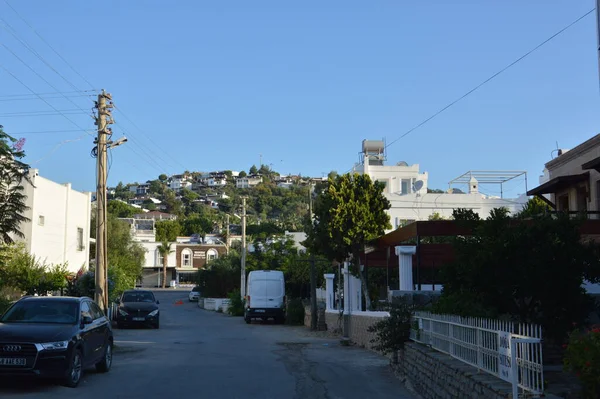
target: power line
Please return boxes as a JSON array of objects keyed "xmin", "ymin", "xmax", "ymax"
[
  {"xmin": 0, "ymin": 16, "xmax": 97, "ymax": 101},
  {"xmin": 0, "ymin": 42, "xmax": 95, "ymax": 119},
  {"xmin": 3, "ymin": 0, "xmax": 96, "ymax": 90},
  {"xmin": 0, "ymin": 62, "xmax": 95, "ymax": 135},
  {"xmin": 113, "ymin": 106, "xmax": 188, "ymax": 171},
  {"xmin": 384, "ymin": 8, "xmax": 595, "ymax": 151},
  {"xmin": 5, "ymin": 129, "xmax": 89, "ymax": 135},
  {"xmin": 0, "ymin": 90, "xmax": 95, "ymax": 99}
]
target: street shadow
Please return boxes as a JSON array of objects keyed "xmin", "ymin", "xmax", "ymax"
[{"xmin": 0, "ymin": 368, "xmax": 102, "ymax": 394}]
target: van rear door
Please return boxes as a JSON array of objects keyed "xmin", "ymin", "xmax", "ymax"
[
  {"xmin": 249, "ymin": 273, "xmax": 269, "ymax": 309},
  {"xmin": 265, "ymin": 273, "xmax": 283, "ymax": 309}
]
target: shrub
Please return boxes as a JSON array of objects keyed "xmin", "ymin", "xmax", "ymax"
[
  {"xmin": 564, "ymin": 326, "xmax": 600, "ymax": 399},
  {"xmin": 286, "ymin": 298, "xmax": 304, "ymax": 325},
  {"xmin": 367, "ymin": 297, "xmax": 414, "ymax": 355},
  {"xmin": 227, "ymin": 290, "xmax": 244, "ymax": 317}
]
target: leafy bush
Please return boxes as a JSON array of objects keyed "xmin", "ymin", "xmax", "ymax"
[
  {"xmin": 227, "ymin": 290, "xmax": 244, "ymax": 317},
  {"xmin": 286, "ymin": 298, "xmax": 304, "ymax": 325},
  {"xmin": 564, "ymin": 326, "xmax": 600, "ymax": 398},
  {"xmin": 367, "ymin": 297, "xmax": 414, "ymax": 355}
]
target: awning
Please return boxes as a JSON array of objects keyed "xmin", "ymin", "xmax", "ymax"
[
  {"xmin": 582, "ymin": 156, "xmax": 600, "ymax": 173},
  {"xmin": 526, "ymin": 172, "xmax": 589, "ymax": 196}
]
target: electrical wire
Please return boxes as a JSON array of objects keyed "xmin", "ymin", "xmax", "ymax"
[
  {"xmin": 4, "ymin": 129, "xmax": 89, "ymax": 135},
  {"xmin": 3, "ymin": 0, "xmax": 96, "ymax": 90},
  {"xmin": 384, "ymin": 8, "xmax": 595, "ymax": 151},
  {"xmin": 4, "ymin": 0, "xmax": 183, "ymax": 174},
  {"xmin": 0, "ymin": 62, "xmax": 95, "ymax": 136},
  {"xmin": 0, "ymin": 42, "xmax": 96, "ymax": 120}
]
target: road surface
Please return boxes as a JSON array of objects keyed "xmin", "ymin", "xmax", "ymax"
[{"xmin": 0, "ymin": 291, "xmax": 415, "ymax": 399}]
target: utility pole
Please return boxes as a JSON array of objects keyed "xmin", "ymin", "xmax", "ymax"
[
  {"xmin": 94, "ymin": 90, "xmax": 113, "ymax": 313},
  {"xmin": 240, "ymin": 196, "xmax": 248, "ymax": 299},
  {"xmin": 309, "ymin": 183, "xmax": 317, "ymax": 331},
  {"xmin": 225, "ymin": 214, "xmax": 230, "ymax": 255}
]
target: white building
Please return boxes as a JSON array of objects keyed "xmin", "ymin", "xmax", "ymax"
[
  {"xmin": 351, "ymin": 140, "xmax": 528, "ymax": 229},
  {"xmin": 169, "ymin": 174, "xmax": 192, "ymax": 191},
  {"xmin": 236, "ymin": 175, "xmax": 263, "ymax": 189},
  {"xmin": 13, "ymin": 169, "xmax": 92, "ymax": 274},
  {"xmin": 139, "ymin": 241, "xmax": 177, "ymax": 288}
]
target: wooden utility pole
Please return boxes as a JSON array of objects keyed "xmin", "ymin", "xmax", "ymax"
[
  {"xmin": 94, "ymin": 90, "xmax": 113, "ymax": 313},
  {"xmin": 240, "ymin": 197, "xmax": 247, "ymax": 298},
  {"xmin": 225, "ymin": 214, "xmax": 230, "ymax": 255},
  {"xmin": 308, "ymin": 184, "xmax": 317, "ymax": 330}
]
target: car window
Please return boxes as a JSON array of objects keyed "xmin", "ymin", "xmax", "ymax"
[
  {"xmin": 88, "ymin": 301, "xmax": 104, "ymax": 320},
  {"xmin": 0, "ymin": 300, "xmax": 78, "ymax": 324},
  {"xmin": 80, "ymin": 301, "xmax": 92, "ymax": 320},
  {"xmin": 122, "ymin": 292, "xmax": 155, "ymax": 303}
]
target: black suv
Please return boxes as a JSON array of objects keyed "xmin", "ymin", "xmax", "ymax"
[
  {"xmin": 0, "ymin": 296, "xmax": 113, "ymax": 387},
  {"xmin": 114, "ymin": 290, "xmax": 160, "ymax": 329}
]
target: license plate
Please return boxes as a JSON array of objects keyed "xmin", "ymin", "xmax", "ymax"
[
  {"xmin": 132, "ymin": 317, "xmax": 145, "ymax": 321},
  {"xmin": 0, "ymin": 358, "xmax": 26, "ymax": 366},
  {"xmin": 255, "ymin": 309, "xmax": 265, "ymax": 313}
]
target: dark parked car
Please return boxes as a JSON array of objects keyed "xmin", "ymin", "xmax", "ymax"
[
  {"xmin": 115, "ymin": 290, "xmax": 160, "ymax": 329},
  {"xmin": 0, "ymin": 296, "xmax": 113, "ymax": 388}
]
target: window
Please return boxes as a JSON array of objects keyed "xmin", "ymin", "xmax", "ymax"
[
  {"xmin": 88, "ymin": 301, "xmax": 104, "ymax": 320},
  {"xmin": 182, "ymin": 249, "xmax": 192, "ymax": 267},
  {"xmin": 207, "ymin": 248, "xmax": 218, "ymax": 261},
  {"xmin": 77, "ymin": 227, "xmax": 84, "ymax": 251},
  {"xmin": 401, "ymin": 180, "xmax": 410, "ymax": 195},
  {"xmin": 38, "ymin": 215, "xmax": 45, "ymax": 226},
  {"xmin": 80, "ymin": 301, "xmax": 92, "ymax": 321}
]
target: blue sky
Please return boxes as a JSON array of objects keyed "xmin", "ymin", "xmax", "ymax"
[{"xmin": 1, "ymin": 1, "xmax": 599, "ymax": 198}]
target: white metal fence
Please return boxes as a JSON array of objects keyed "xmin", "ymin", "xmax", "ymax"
[{"xmin": 410, "ymin": 312, "xmax": 544, "ymax": 398}]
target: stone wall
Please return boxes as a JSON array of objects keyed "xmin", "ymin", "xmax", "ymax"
[{"xmin": 394, "ymin": 343, "xmax": 513, "ymax": 399}]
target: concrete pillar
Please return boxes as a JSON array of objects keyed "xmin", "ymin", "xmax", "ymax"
[
  {"xmin": 324, "ymin": 274, "xmax": 335, "ymax": 310},
  {"xmin": 395, "ymin": 246, "xmax": 417, "ymax": 291}
]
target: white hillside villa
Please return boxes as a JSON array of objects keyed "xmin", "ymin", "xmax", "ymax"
[{"xmin": 351, "ymin": 140, "xmax": 528, "ymax": 230}]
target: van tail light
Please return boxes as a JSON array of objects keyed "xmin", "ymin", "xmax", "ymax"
[{"xmin": 246, "ymin": 295, "xmax": 250, "ymax": 308}]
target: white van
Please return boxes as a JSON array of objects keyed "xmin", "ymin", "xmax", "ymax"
[{"xmin": 244, "ymin": 270, "xmax": 286, "ymax": 324}]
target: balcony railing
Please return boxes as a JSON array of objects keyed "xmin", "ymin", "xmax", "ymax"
[{"xmin": 547, "ymin": 211, "xmax": 600, "ymax": 220}]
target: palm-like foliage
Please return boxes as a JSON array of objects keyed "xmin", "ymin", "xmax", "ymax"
[{"xmin": 157, "ymin": 241, "xmax": 174, "ymax": 288}]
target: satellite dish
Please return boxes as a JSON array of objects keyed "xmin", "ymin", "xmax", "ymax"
[
  {"xmin": 413, "ymin": 180, "xmax": 424, "ymax": 191},
  {"xmin": 396, "ymin": 161, "xmax": 409, "ymax": 167}
]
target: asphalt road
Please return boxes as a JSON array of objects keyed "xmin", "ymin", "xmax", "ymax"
[{"xmin": 0, "ymin": 291, "xmax": 415, "ymax": 399}]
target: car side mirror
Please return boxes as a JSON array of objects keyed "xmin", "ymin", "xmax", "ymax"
[
  {"xmin": 156, "ymin": 300, "xmax": 160, "ymax": 305},
  {"xmin": 81, "ymin": 315, "xmax": 93, "ymax": 326}
]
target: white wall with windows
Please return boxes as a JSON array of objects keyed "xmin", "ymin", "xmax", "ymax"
[
  {"xmin": 13, "ymin": 169, "xmax": 92, "ymax": 274},
  {"xmin": 140, "ymin": 242, "xmax": 176, "ymax": 268}
]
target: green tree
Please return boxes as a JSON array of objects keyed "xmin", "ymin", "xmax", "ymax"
[
  {"xmin": 105, "ymin": 215, "xmax": 146, "ymax": 301},
  {"xmin": 107, "ymin": 200, "xmax": 138, "ymax": 218},
  {"xmin": 194, "ymin": 250, "xmax": 241, "ymax": 297},
  {"xmin": 158, "ymin": 174, "xmax": 168, "ymax": 182},
  {"xmin": 436, "ymin": 209, "xmax": 600, "ymax": 343},
  {"xmin": 113, "ymin": 182, "xmax": 134, "ymax": 200},
  {"xmin": 249, "ymin": 165, "xmax": 258, "ymax": 175},
  {"xmin": 163, "ymin": 190, "xmax": 184, "ymax": 216},
  {"xmin": 517, "ymin": 196, "xmax": 552, "ymax": 218},
  {"xmin": 238, "ymin": 171, "xmax": 247, "ymax": 178},
  {"xmin": 157, "ymin": 241, "xmax": 174, "ymax": 289},
  {"xmin": 183, "ymin": 216, "xmax": 213, "ymax": 240},
  {"xmin": 156, "ymin": 220, "xmax": 181, "ymax": 241},
  {"xmin": 304, "ymin": 173, "xmax": 391, "ymax": 310},
  {"xmin": 148, "ymin": 180, "xmax": 165, "ymax": 195},
  {"xmin": 0, "ymin": 128, "xmax": 30, "ymax": 244}
]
